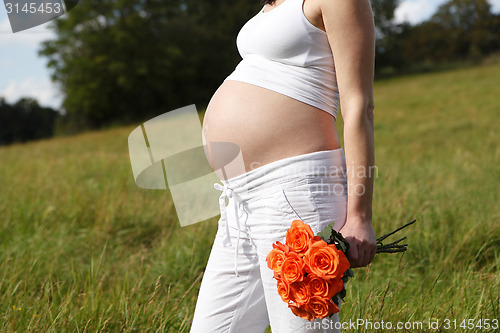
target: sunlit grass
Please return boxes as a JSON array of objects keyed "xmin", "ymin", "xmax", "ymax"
[{"xmin": 1, "ymin": 63, "xmax": 499, "ymax": 332}]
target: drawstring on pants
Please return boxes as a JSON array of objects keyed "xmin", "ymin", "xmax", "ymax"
[{"xmin": 214, "ymin": 181, "xmax": 246, "ymax": 277}]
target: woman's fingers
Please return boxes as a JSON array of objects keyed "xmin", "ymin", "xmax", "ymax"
[
  {"xmin": 346, "ymin": 237, "xmax": 359, "ymax": 266},
  {"xmin": 340, "ymin": 218, "xmax": 377, "ymax": 267},
  {"xmin": 345, "ymin": 235, "xmax": 377, "ymax": 268}
]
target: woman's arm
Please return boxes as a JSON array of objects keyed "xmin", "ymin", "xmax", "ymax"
[{"xmin": 321, "ymin": 0, "xmax": 377, "ymax": 267}]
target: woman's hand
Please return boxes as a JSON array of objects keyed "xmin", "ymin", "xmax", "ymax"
[{"xmin": 339, "ymin": 217, "xmax": 377, "ymax": 268}]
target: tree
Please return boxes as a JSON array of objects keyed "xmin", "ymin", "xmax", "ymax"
[
  {"xmin": 0, "ymin": 97, "xmax": 60, "ymax": 145},
  {"xmin": 430, "ymin": 0, "xmax": 497, "ymax": 59},
  {"xmin": 374, "ymin": 0, "xmax": 500, "ymax": 72},
  {"xmin": 369, "ymin": 0, "xmax": 410, "ymax": 73},
  {"xmin": 39, "ymin": 0, "xmax": 261, "ymax": 130},
  {"xmin": 370, "ymin": 0, "xmax": 400, "ymax": 35}
]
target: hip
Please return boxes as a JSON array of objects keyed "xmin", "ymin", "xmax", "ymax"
[{"xmin": 216, "ymin": 148, "xmax": 348, "ymax": 242}]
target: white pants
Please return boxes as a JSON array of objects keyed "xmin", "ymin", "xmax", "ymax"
[{"xmin": 191, "ymin": 149, "xmax": 348, "ymax": 333}]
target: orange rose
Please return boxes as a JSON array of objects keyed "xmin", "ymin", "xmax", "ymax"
[
  {"xmin": 281, "ymin": 252, "xmax": 306, "ymax": 283},
  {"xmin": 266, "ymin": 241, "xmax": 289, "ymax": 275},
  {"xmin": 327, "ymin": 277, "xmax": 344, "ymax": 298},
  {"xmin": 309, "ymin": 274, "xmax": 344, "ymax": 299},
  {"xmin": 308, "ymin": 235, "xmax": 326, "ymax": 247},
  {"xmin": 308, "ymin": 296, "xmax": 339, "ymax": 319},
  {"xmin": 277, "ymin": 279, "xmax": 291, "ymax": 303},
  {"xmin": 285, "ymin": 220, "xmax": 314, "ymax": 256},
  {"xmin": 289, "ymin": 278, "xmax": 311, "ymax": 306},
  {"xmin": 289, "ymin": 303, "xmax": 315, "ymax": 321},
  {"xmin": 304, "ymin": 240, "xmax": 350, "ymax": 280}
]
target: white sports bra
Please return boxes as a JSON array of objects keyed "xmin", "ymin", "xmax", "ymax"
[{"xmin": 224, "ymin": 0, "xmax": 340, "ymax": 118}]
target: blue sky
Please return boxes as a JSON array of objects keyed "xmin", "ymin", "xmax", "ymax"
[{"xmin": 1, "ymin": 0, "xmax": 500, "ymax": 110}]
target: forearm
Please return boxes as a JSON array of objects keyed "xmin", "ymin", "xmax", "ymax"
[
  {"xmin": 321, "ymin": 0, "xmax": 377, "ymax": 266},
  {"xmin": 343, "ymin": 101, "xmax": 375, "ymax": 224}
]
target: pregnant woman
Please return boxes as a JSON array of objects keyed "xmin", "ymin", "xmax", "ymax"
[{"xmin": 191, "ymin": 0, "xmax": 376, "ymax": 331}]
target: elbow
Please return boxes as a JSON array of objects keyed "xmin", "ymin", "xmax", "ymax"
[
  {"xmin": 341, "ymin": 97, "xmax": 375, "ymax": 125},
  {"xmin": 367, "ymin": 100, "xmax": 375, "ymax": 122}
]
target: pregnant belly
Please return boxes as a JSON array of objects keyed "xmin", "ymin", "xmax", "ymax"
[{"xmin": 202, "ymin": 80, "xmax": 341, "ymax": 179}]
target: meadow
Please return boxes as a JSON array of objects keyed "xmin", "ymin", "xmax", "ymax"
[{"xmin": 0, "ymin": 63, "xmax": 499, "ymax": 332}]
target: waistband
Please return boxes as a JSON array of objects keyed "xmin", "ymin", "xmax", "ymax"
[{"xmin": 221, "ymin": 148, "xmax": 346, "ymax": 199}]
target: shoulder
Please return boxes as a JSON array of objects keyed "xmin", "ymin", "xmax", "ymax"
[
  {"xmin": 318, "ymin": 0, "xmax": 375, "ymax": 27},
  {"xmin": 317, "ymin": 0, "xmax": 375, "ymax": 48}
]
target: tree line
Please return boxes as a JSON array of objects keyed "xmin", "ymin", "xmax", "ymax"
[
  {"xmin": 2, "ymin": 0, "xmax": 499, "ymax": 143},
  {"xmin": 376, "ymin": 0, "xmax": 500, "ymax": 73},
  {"xmin": 0, "ymin": 97, "xmax": 60, "ymax": 145}
]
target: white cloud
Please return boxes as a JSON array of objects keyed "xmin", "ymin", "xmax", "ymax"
[
  {"xmin": 489, "ymin": 0, "xmax": 500, "ymax": 12},
  {"xmin": 0, "ymin": 17, "xmax": 56, "ymax": 47},
  {"xmin": 0, "ymin": 17, "xmax": 11, "ymax": 31},
  {"xmin": 394, "ymin": 0, "xmax": 448, "ymax": 25},
  {"xmin": 1, "ymin": 77, "xmax": 63, "ymax": 110}
]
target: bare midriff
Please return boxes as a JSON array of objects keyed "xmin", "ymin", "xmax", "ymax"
[{"xmin": 202, "ymin": 80, "xmax": 341, "ymax": 180}]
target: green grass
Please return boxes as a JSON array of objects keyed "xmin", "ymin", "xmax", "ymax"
[{"xmin": 1, "ymin": 63, "xmax": 499, "ymax": 332}]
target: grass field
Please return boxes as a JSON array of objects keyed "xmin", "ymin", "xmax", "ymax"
[{"xmin": 1, "ymin": 63, "xmax": 499, "ymax": 332}]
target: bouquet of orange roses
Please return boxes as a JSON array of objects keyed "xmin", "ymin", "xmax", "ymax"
[{"xmin": 266, "ymin": 219, "xmax": 415, "ymax": 321}]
